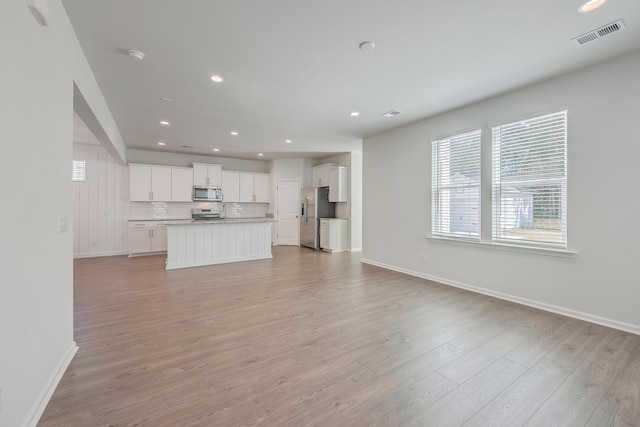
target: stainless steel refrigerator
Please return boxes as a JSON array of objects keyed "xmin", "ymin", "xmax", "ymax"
[{"xmin": 300, "ymin": 187, "xmax": 335, "ymax": 250}]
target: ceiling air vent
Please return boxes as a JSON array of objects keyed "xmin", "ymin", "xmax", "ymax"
[
  {"xmin": 381, "ymin": 110, "xmax": 402, "ymax": 117},
  {"xmin": 572, "ymin": 20, "xmax": 625, "ymax": 46},
  {"xmin": 180, "ymin": 144, "xmax": 195, "ymax": 149}
]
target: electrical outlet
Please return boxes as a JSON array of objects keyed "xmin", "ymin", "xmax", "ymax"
[
  {"xmin": 91, "ymin": 240, "xmax": 97, "ymax": 246},
  {"xmin": 420, "ymin": 253, "xmax": 427, "ymax": 262}
]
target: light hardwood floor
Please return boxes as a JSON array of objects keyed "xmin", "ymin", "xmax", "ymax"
[{"xmin": 39, "ymin": 247, "xmax": 640, "ymax": 426}]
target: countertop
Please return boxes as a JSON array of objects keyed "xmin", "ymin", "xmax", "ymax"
[
  {"xmin": 130, "ymin": 218, "xmax": 275, "ymax": 225},
  {"xmin": 129, "ymin": 218, "xmax": 191, "ymax": 223},
  {"xmin": 166, "ymin": 218, "xmax": 276, "ymax": 225}
]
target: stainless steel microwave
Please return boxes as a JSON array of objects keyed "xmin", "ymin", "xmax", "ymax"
[{"xmin": 193, "ymin": 186, "xmax": 223, "ymax": 201}]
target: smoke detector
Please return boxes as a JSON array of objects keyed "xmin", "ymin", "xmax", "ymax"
[{"xmin": 127, "ymin": 49, "xmax": 145, "ymax": 61}]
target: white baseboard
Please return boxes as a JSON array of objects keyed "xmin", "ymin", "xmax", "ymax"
[
  {"xmin": 22, "ymin": 342, "xmax": 78, "ymax": 427},
  {"xmin": 350, "ymin": 247, "xmax": 362, "ymax": 252},
  {"xmin": 74, "ymin": 250, "xmax": 128, "ymax": 259},
  {"xmin": 361, "ymin": 258, "xmax": 640, "ymax": 336}
]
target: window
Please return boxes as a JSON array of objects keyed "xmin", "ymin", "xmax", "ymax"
[
  {"xmin": 72, "ymin": 159, "xmax": 86, "ymax": 182},
  {"xmin": 432, "ymin": 130, "xmax": 481, "ymax": 240},
  {"xmin": 492, "ymin": 111, "xmax": 567, "ymax": 248}
]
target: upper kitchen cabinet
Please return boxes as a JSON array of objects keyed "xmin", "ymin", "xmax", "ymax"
[
  {"xmin": 171, "ymin": 167, "xmax": 194, "ymax": 202},
  {"xmin": 193, "ymin": 163, "xmax": 222, "ymax": 187},
  {"xmin": 221, "ymin": 171, "xmax": 240, "ymax": 203},
  {"xmin": 129, "ymin": 164, "xmax": 172, "ymax": 202},
  {"xmin": 312, "ymin": 164, "xmax": 335, "ymax": 188},
  {"xmin": 329, "ymin": 166, "xmax": 349, "ymax": 202},
  {"xmin": 254, "ymin": 173, "xmax": 270, "ymax": 203},
  {"xmin": 239, "ymin": 172, "xmax": 270, "ymax": 203}
]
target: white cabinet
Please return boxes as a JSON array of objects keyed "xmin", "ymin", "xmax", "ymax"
[
  {"xmin": 329, "ymin": 166, "xmax": 349, "ymax": 202},
  {"xmin": 254, "ymin": 173, "xmax": 270, "ymax": 203},
  {"xmin": 193, "ymin": 163, "xmax": 222, "ymax": 187},
  {"xmin": 221, "ymin": 171, "xmax": 240, "ymax": 202},
  {"xmin": 129, "ymin": 164, "xmax": 172, "ymax": 201},
  {"xmin": 239, "ymin": 172, "xmax": 254, "ymax": 202},
  {"xmin": 239, "ymin": 172, "xmax": 270, "ymax": 203},
  {"xmin": 223, "ymin": 171, "xmax": 270, "ymax": 203},
  {"xmin": 319, "ymin": 218, "xmax": 348, "ymax": 252},
  {"xmin": 128, "ymin": 222, "xmax": 168, "ymax": 254},
  {"xmin": 171, "ymin": 167, "xmax": 194, "ymax": 202},
  {"xmin": 312, "ymin": 164, "xmax": 335, "ymax": 188}
]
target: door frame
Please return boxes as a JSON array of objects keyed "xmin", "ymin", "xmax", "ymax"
[{"xmin": 275, "ymin": 179, "xmax": 301, "ymax": 246}]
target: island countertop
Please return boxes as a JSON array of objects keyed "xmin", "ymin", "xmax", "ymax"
[{"xmin": 166, "ymin": 217, "xmax": 276, "ymax": 225}]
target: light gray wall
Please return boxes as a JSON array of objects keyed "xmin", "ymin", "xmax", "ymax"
[
  {"xmin": 0, "ymin": 1, "xmax": 122, "ymax": 425},
  {"xmin": 362, "ymin": 50, "xmax": 640, "ymax": 333}
]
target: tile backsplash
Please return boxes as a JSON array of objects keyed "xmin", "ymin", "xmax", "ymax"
[{"xmin": 130, "ymin": 202, "xmax": 268, "ymax": 220}]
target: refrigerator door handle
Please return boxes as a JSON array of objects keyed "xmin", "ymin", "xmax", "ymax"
[{"xmin": 303, "ymin": 198, "xmax": 308, "ymax": 224}]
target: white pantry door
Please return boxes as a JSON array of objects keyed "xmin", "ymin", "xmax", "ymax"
[{"xmin": 276, "ymin": 180, "xmax": 301, "ymax": 246}]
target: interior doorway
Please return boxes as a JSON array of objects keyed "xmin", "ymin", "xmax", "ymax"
[{"xmin": 276, "ymin": 179, "xmax": 301, "ymax": 246}]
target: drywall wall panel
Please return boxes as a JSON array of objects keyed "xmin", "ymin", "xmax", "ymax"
[{"xmin": 362, "ymin": 50, "xmax": 640, "ymax": 332}]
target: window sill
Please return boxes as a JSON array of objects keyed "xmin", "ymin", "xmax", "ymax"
[{"xmin": 426, "ymin": 235, "xmax": 577, "ymax": 259}]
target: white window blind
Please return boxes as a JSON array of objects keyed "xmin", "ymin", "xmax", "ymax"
[
  {"xmin": 72, "ymin": 159, "xmax": 86, "ymax": 182},
  {"xmin": 432, "ymin": 130, "xmax": 481, "ymax": 240},
  {"xmin": 491, "ymin": 111, "xmax": 567, "ymax": 248}
]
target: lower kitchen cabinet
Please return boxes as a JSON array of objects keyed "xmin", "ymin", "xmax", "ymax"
[
  {"xmin": 128, "ymin": 222, "xmax": 168, "ymax": 255},
  {"xmin": 319, "ymin": 218, "xmax": 348, "ymax": 252}
]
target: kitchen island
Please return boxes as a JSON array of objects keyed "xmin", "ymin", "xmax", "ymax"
[{"xmin": 165, "ymin": 218, "xmax": 275, "ymax": 270}]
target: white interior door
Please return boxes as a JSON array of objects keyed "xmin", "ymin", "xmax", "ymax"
[{"xmin": 276, "ymin": 179, "xmax": 301, "ymax": 246}]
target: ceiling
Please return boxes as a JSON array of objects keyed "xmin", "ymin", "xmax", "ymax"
[{"xmin": 62, "ymin": 0, "xmax": 640, "ymax": 161}]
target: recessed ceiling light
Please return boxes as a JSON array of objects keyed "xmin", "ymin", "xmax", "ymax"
[
  {"xmin": 258, "ymin": 153, "xmax": 264, "ymax": 156},
  {"xmin": 213, "ymin": 148, "xmax": 220, "ymax": 152},
  {"xmin": 230, "ymin": 131, "xmax": 238, "ymax": 136},
  {"xmin": 160, "ymin": 120, "xmax": 170, "ymax": 125},
  {"xmin": 284, "ymin": 139, "xmax": 292, "ymax": 144},
  {"xmin": 350, "ymin": 111, "xmax": 360, "ymax": 117},
  {"xmin": 358, "ymin": 41, "xmax": 375, "ymax": 51},
  {"xmin": 211, "ymin": 75, "xmax": 224, "ymax": 83},
  {"xmin": 157, "ymin": 142, "xmax": 166, "ymax": 146},
  {"xmin": 579, "ymin": 0, "xmax": 606, "ymax": 13},
  {"xmin": 160, "ymin": 97, "xmax": 173, "ymax": 103}
]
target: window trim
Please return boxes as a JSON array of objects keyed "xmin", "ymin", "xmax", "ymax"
[
  {"xmin": 428, "ymin": 109, "xmax": 573, "ymax": 256},
  {"xmin": 426, "ymin": 235, "xmax": 577, "ymax": 258},
  {"xmin": 491, "ymin": 110, "xmax": 568, "ymax": 249},
  {"xmin": 430, "ymin": 129, "xmax": 482, "ymax": 242}
]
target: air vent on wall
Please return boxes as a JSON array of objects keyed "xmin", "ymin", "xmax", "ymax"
[
  {"xmin": 381, "ymin": 110, "xmax": 402, "ymax": 117},
  {"xmin": 181, "ymin": 144, "xmax": 195, "ymax": 149},
  {"xmin": 572, "ymin": 20, "xmax": 625, "ymax": 46}
]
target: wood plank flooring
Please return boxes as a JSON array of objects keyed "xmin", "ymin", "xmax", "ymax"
[{"xmin": 39, "ymin": 247, "xmax": 640, "ymax": 426}]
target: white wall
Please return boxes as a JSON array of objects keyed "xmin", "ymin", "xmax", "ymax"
[
  {"xmin": 362, "ymin": 50, "xmax": 640, "ymax": 333},
  {"xmin": 73, "ymin": 143, "xmax": 130, "ymax": 258},
  {"xmin": 0, "ymin": 1, "xmax": 122, "ymax": 425}
]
